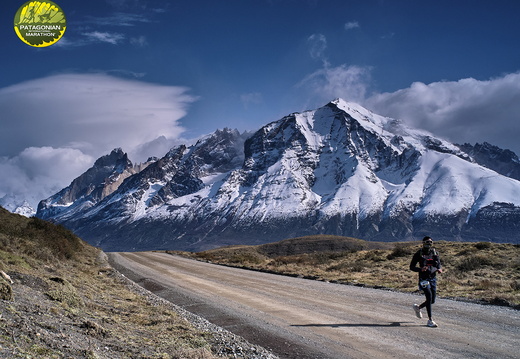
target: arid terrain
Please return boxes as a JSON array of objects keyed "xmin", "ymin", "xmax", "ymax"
[
  {"xmin": 110, "ymin": 251, "xmax": 519, "ymax": 359},
  {"xmin": 0, "ymin": 208, "xmax": 275, "ymax": 358},
  {"xmin": 1, "ymin": 206, "xmax": 518, "ymax": 358},
  {"xmin": 177, "ymin": 235, "xmax": 520, "ymax": 308}
]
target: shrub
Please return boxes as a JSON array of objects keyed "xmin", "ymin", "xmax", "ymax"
[
  {"xmin": 308, "ymin": 252, "xmax": 344, "ymax": 265},
  {"xmin": 23, "ymin": 217, "xmax": 83, "ymax": 260},
  {"xmin": 272, "ymin": 255, "xmax": 305, "ymax": 266},
  {"xmin": 228, "ymin": 252, "xmax": 263, "ymax": 265},
  {"xmin": 0, "ymin": 280, "xmax": 13, "ymax": 301},
  {"xmin": 387, "ymin": 244, "xmax": 413, "ymax": 260},
  {"xmin": 475, "ymin": 242, "xmax": 492, "ymax": 250},
  {"xmin": 350, "ymin": 260, "xmax": 368, "ymax": 272},
  {"xmin": 364, "ymin": 250, "xmax": 386, "ymax": 262},
  {"xmin": 456, "ymin": 255, "xmax": 492, "ymax": 272},
  {"xmin": 327, "ymin": 260, "xmax": 367, "ymax": 273},
  {"xmin": 476, "ymin": 279, "xmax": 501, "ymax": 290},
  {"xmin": 45, "ymin": 277, "xmax": 84, "ymax": 308},
  {"xmin": 456, "ymin": 248, "xmax": 477, "ymax": 256}
]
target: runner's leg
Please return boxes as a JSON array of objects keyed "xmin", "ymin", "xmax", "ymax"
[
  {"xmin": 419, "ymin": 287, "xmax": 433, "ymax": 319},
  {"xmin": 430, "ymin": 278, "xmax": 437, "ymax": 304}
]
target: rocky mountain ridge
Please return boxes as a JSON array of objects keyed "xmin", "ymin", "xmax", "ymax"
[
  {"xmin": 456, "ymin": 142, "xmax": 520, "ymax": 181},
  {"xmin": 37, "ymin": 148, "xmax": 151, "ymax": 221},
  {"xmin": 37, "ymin": 99, "xmax": 520, "ymax": 251}
]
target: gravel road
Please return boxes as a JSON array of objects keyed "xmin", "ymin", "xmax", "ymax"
[{"xmin": 109, "ymin": 252, "xmax": 519, "ymax": 359}]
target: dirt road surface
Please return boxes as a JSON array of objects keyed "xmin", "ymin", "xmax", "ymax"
[{"xmin": 108, "ymin": 252, "xmax": 519, "ymax": 359}]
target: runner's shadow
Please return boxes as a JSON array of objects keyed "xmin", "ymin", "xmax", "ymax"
[{"xmin": 291, "ymin": 322, "xmax": 415, "ymax": 328}]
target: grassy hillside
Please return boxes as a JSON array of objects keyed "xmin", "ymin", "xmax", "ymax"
[
  {"xmin": 179, "ymin": 235, "xmax": 520, "ymax": 308},
  {"xmin": 0, "ymin": 207, "xmax": 251, "ymax": 358}
]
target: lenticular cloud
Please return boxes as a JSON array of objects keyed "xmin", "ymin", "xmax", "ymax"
[
  {"xmin": 0, "ymin": 73, "xmax": 197, "ymax": 158},
  {"xmin": 0, "ymin": 73, "xmax": 197, "ymax": 212}
]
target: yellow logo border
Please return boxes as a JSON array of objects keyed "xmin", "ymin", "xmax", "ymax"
[{"xmin": 14, "ymin": 1, "xmax": 67, "ymax": 47}]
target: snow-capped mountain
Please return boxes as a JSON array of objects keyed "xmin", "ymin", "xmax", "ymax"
[
  {"xmin": 1, "ymin": 192, "xmax": 38, "ymax": 217},
  {"xmin": 0, "ymin": 199, "xmax": 36, "ymax": 217},
  {"xmin": 37, "ymin": 148, "xmax": 152, "ymax": 220},
  {"xmin": 36, "ymin": 99, "xmax": 520, "ymax": 251},
  {"xmin": 13, "ymin": 201, "xmax": 35, "ymax": 217}
]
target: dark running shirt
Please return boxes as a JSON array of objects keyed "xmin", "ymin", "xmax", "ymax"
[{"xmin": 409, "ymin": 248, "xmax": 442, "ymax": 280}]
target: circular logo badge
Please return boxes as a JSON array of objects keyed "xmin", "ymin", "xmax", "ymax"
[{"xmin": 14, "ymin": 1, "xmax": 67, "ymax": 47}]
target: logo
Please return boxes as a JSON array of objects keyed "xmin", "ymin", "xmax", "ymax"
[{"xmin": 14, "ymin": 1, "xmax": 67, "ymax": 47}]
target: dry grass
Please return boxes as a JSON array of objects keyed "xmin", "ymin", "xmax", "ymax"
[
  {"xmin": 180, "ymin": 235, "xmax": 520, "ymax": 308},
  {"xmin": 0, "ymin": 207, "xmax": 220, "ymax": 358}
]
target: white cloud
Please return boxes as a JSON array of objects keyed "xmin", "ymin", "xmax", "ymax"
[
  {"xmin": 130, "ymin": 35, "xmax": 148, "ymax": 47},
  {"xmin": 56, "ymin": 32, "xmax": 127, "ymax": 47},
  {"xmin": 16, "ymin": 147, "xmax": 93, "ymax": 181},
  {"xmin": 240, "ymin": 92, "xmax": 263, "ymax": 109},
  {"xmin": 298, "ymin": 58, "xmax": 520, "ymax": 156},
  {"xmin": 381, "ymin": 32, "xmax": 395, "ymax": 39},
  {"xmin": 298, "ymin": 63, "xmax": 372, "ymax": 104},
  {"xmin": 0, "ymin": 73, "xmax": 196, "ymax": 158},
  {"xmin": 84, "ymin": 31, "xmax": 125, "ymax": 44},
  {"xmin": 84, "ymin": 12, "xmax": 151, "ymax": 27},
  {"xmin": 307, "ymin": 34, "xmax": 327, "ymax": 61},
  {"xmin": 129, "ymin": 135, "xmax": 185, "ymax": 163},
  {"xmin": 302, "ymin": 34, "xmax": 372, "ymax": 105},
  {"xmin": 56, "ymin": 11, "xmax": 154, "ymax": 48},
  {"xmin": 365, "ymin": 72, "xmax": 520, "ymax": 155},
  {"xmin": 344, "ymin": 21, "xmax": 360, "ymax": 30},
  {"xmin": 0, "ymin": 73, "xmax": 196, "ymax": 210},
  {"xmin": 0, "ymin": 147, "xmax": 93, "ymax": 210}
]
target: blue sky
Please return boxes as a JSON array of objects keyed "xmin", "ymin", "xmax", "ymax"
[{"xmin": 1, "ymin": 0, "xmax": 520, "ymax": 210}]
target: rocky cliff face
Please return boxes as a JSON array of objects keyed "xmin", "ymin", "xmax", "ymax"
[
  {"xmin": 37, "ymin": 148, "xmax": 150, "ymax": 220},
  {"xmin": 457, "ymin": 142, "xmax": 520, "ymax": 181},
  {"xmin": 37, "ymin": 100, "xmax": 520, "ymax": 251}
]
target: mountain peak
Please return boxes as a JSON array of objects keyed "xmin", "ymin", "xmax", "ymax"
[
  {"xmin": 93, "ymin": 147, "xmax": 130, "ymax": 169},
  {"xmin": 37, "ymin": 148, "xmax": 142, "ymax": 219},
  {"xmin": 36, "ymin": 100, "xmax": 520, "ymax": 250}
]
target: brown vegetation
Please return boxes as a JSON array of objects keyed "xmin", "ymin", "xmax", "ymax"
[
  {"xmin": 0, "ymin": 207, "xmax": 243, "ymax": 358},
  {"xmin": 179, "ymin": 235, "xmax": 520, "ymax": 308}
]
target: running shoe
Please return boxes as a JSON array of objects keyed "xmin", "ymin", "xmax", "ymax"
[
  {"xmin": 427, "ymin": 320, "xmax": 438, "ymax": 328},
  {"xmin": 413, "ymin": 304, "xmax": 422, "ymax": 318}
]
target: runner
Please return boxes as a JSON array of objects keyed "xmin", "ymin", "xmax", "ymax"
[{"xmin": 409, "ymin": 236, "xmax": 443, "ymax": 327}]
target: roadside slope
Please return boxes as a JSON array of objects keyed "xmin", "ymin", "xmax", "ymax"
[{"xmin": 0, "ymin": 207, "xmax": 275, "ymax": 358}]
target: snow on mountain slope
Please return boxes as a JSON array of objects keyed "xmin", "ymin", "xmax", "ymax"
[
  {"xmin": 37, "ymin": 148, "xmax": 152, "ymax": 221},
  {"xmin": 409, "ymin": 151, "xmax": 520, "ymax": 218},
  {"xmin": 457, "ymin": 142, "xmax": 520, "ymax": 181},
  {"xmin": 36, "ymin": 99, "xmax": 520, "ymax": 251}
]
